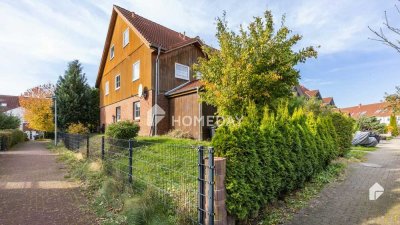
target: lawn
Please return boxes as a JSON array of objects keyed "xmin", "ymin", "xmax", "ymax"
[{"xmin": 89, "ymin": 135, "xmax": 210, "ymax": 223}]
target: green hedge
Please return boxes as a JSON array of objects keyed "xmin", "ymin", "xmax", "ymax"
[
  {"xmin": 0, "ymin": 129, "xmax": 25, "ymax": 150},
  {"xmin": 330, "ymin": 113, "xmax": 354, "ymax": 156},
  {"xmin": 212, "ymin": 102, "xmax": 352, "ymax": 221}
]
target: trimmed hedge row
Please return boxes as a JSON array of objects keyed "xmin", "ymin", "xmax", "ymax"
[
  {"xmin": 0, "ymin": 129, "xmax": 25, "ymax": 150},
  {"xmin": 212, "ymin": 102, "xmax": 353, "ymax": 221}
]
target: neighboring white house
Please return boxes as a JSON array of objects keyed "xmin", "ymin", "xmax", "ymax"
[
  {"xmin": 0, "ymin": 95, "xmax": 38, "ymax": 139},
  {"xmin": 341, "ymin": 102, "xmax": 400, "ymax": 125}
]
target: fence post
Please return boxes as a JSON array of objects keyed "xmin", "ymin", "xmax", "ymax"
[
  {"xmin": 86, "ymin": 134, "xmax": 90, "ymax": 159},
  {"xmin": 128, "ymin": 139, "xmax": 133, "ymax": 183},
  {"xmin": 101, "ymin": 136, "xmax": 105, "ymax": 160},
  {"xmin": 208, "ymin": 147, "xmax": 215, "ymax": 225},
  {"xmin": 198, "ymin": 146, "xmax": 205, "ymax": 224}
]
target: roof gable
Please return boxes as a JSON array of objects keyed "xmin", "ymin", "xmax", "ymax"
[{"xmin": 96, "ymin": 5, "xmax": 203, "ymax": 87}]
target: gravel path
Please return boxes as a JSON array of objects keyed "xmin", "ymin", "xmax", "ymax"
[
  {"xmin": 286, "ymin": 138, "xmax": 400, "ymax": 225},
  {"xmin": 0, "ymin": 141, "xmax": 95, "ymax": 225}
]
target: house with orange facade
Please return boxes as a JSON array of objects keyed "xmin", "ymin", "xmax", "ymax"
[{"xmin": 95, "ymin": 5, "xmax": 215, "ymax": 140}]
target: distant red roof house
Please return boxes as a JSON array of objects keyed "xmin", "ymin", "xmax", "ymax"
[
  {"xmin": 293, "ymin": 85, "xmax": 336, "ymax": 107},
  {"xmin": 322, "ymin": 97, "xmax": 335, "ymax": 106},
  {"xmin": 0, "ymin": 95, "xmax": 20, "ymax": 112},
  {"xmin": 340, "ymin": 102, "xmax": 391, "ymax": 119}
]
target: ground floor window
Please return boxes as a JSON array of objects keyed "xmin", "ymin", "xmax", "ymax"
[
  {"xmin": 116, "ymin": 106, "xmax": 121, "ymax": 122},
  {"xmin": 134, "ymin": 101, "xmax": 140, "ymax": 120}
]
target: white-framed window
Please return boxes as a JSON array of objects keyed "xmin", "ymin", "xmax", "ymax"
[
  {"xmin": 110, "ymin": 44, "xmax": 115, "ymax": 59},
  {"xmin": 105, "ymin": 81, "xmax": 109, "ymax": 95},
  {"xmin": 123, "ymin": 28, "xmax": 129, "ymax": 47},
  {"xmin": 116, "ymin": 106, "xmax": 121, "ymax": 122},
  {"xmin": 175, "ymin": 63, "xmax": 190, "ymax": 80},
  {"xmin": 134, "ymin": 102, "xmax": 140, "ymax": 120},
  {"xmin": 132, "ymin": 60, "xmax": 140, "ymax": 81},
  {"xmin": 115, "ymin": 74, "xmax": 121, "ymax": 90}
]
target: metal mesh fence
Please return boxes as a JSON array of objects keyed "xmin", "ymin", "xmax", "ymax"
[{"xmin": 57, "ymin": 133, "xmax": 214, "ymax": 224}]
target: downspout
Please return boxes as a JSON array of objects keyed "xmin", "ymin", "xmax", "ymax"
[
  {"xmin": 154, "ymin": 46, "xmax": 161, "ymax": 136},
  {"xmin": 198, "ymin": 87, "xmax": 202, "ymax": 141}
]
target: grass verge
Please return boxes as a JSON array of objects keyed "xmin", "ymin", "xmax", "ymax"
[
  {"xmin": 48, "ymin": 135, "xmax": 208, "ymax": 225},
  {"xmin": 47, "ymin": 137, "xmax": 200, "ymax": 225},
  {"xmin": 345, "ymin": 146, "xmax": 377, "ymax": 162},
  {"xmin": 260, "ymin": 161, "xmax": 347, "ymax": 225}
]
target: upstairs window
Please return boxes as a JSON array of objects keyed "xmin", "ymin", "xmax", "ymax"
[
  {"xmin": 133, "ymin": 61, "xmax": 140, "ymax": 81},
  {"xmin": 175, "ymin": 63, "xmax": 189, "ymax": 80},
  {"xmin": 110, "ymin": 44, "xmax": 115, "ymax": 59},
  {"xmin": 116, "ymin": 106, "xmax": 121, "ymax": 122},
  {"xmin": 115, "ymin": 75, "xmax": 121, "ymax": 90},
  {"xmin": 134, "ymin": 102, "xmax": 140, "ymax": 120},
  {"xmin": 105, "ymin": 81, "xmax": 109, "ymax": 95},
  {"xmin": 123, "ymin": 28, "xmax": 129, "ymax": 47}
]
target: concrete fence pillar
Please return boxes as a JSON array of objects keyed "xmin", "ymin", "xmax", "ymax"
[{"xmin": 205, "ymin": 157, "xmax": 228, "ymax": 225}]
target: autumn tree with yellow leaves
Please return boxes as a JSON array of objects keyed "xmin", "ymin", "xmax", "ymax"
[{"xmin": 19, "ymin": 83, "xmax": 55, "ymax": 132}]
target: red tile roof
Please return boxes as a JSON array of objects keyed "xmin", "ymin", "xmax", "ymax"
[
  {"xmin": 0, "ymin": 95, "xmax": 20, "ymax": 112},
  {"xmin": 322, "ymin": 97, "xmax": 333, "ymax": 104},
  {"xmin": 305, "ymin": 90, "xmax": 320, "ymax": 98},
  {"xmin": 165, "ymin": 80, "xmax": 202, "ymax": 96},
  {"xmin": 114, "ymin": 5, "xmax": 201, "ymax": 51},
  {"xmin": 341, "ymin": 102, "xmax": 392, "ymax": 118}
]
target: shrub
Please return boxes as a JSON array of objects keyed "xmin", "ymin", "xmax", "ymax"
[
  {"xmin": 389, "ymin": 114, "xmax": 399, "ymax": 136},
  {"xmin": 330, "ymin": 113, "xmax": 354, "ymax": 156},
  {"xmin": 165, "ymin": 129, "xmax": 193, "ymax": 139},
  {"xmin": 106, "ymin": 121, "xmax": 140, "ymax": 140},
  {"xmin": 355, "ymin": 116, "xmax": 385, "ymax": 134},
  {"xmin": 67, "ymin": 122, "xmax": 89, "ymax": 134},
  {"xmin": 0, "ymin": 112, "xmax": 20, "ymax": 129},
  {"xmin": 213, "ymin": 101, "xmax": 345, "ymax": 221},
  {"xmin": 0, "ymin": 129, "xmax": 25, "ymax": 150}
]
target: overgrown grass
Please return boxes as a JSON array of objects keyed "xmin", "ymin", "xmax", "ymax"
[
  {"xmin": 345, "ymin": 146, "xmax": 378, "ymax": 162},
  {"xmin": 48, "ymin": 136, "xmax": 208, "ymax": 225},
  {"xmin": 260, "ymin": 162, "xmax": 346, "ymax": 225}
]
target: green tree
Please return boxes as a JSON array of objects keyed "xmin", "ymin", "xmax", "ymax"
[
  {"xmin": 356, "ymin": 116, "xmax": 385, "ymax": 134},
  {"xmin": 194, "ymin": 11, "xmax": 317, "ymax": 119},
  {"xmin": 385, "ymin": 86, "xmax": 400, "ymax": 114},
  {"xmin": 55, "ymin": 60, "xmax": 99, "ymax": 130},
  {"xmin": 389, "ymin": 114, "xmax": 399, "ymax": 136},
  {"xmin": 0, "ymin": 112, "xmax": 20, "ymax": 129}
]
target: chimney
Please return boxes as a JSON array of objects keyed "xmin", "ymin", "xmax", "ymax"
[{"xmin": 358, "ymin": 103, "xmax": 362, "ymax": 108}]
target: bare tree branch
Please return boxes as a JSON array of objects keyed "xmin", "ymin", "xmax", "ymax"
[{"xmin": 369, "ymin": 1, "xmax": 400, "ymax": 53}]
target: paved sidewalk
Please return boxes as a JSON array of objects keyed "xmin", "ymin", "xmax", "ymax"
[
  {"xmin": 0, "ymin": 141, "xmax": 95, "ymax": 225},
  {"xmin": 286, "ymin": 138, "xmax": 400, "ymax": 225}
]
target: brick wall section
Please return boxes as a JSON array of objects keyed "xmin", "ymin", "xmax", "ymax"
[
  {"xmin": 205, "ymin": 157, "xmax": 228, "ymax": 225},
  {"xmin": 100, "ymin": 91, "xmax": 154, "ymax": 136}
]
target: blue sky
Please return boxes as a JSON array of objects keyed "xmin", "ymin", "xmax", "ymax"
[{"xmin": 0, "ymin": 0, "xmax": 399, "ymax": 108}]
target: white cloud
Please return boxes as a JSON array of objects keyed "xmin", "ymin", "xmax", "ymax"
[{"xmin": 0, "ymin": 0, "xmax": 398, "ymax": 96}]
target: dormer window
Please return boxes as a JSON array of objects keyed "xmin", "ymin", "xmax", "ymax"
[
  {"xmin": 123, "ymin": 28, "xmax": 129, "ymax": 47},
  {"xmin": 110, "ymin": 44, "xmax": 115, "ymax": 59}
]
